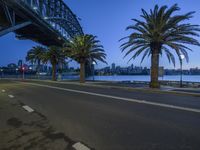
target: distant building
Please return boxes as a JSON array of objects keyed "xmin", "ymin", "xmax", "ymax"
[
  {"xmin": 62, "ymin": 62, "xmax": 69, "ymax": 71},
  {"xmin": 69, "ymin": 67, "xmax": 75, "ymax": 71},
  {"xmin": 7, "ymin": 63, "xmax": 17, "ymax": 69},
  {"xmin": 18, "ymin": 60, "xmax": 23, "ymax": 68},
  {"xmin": 111, "ymin": 63, "xmax": 116, "ymax": 73},
  {"xmin": 190, "ymin": 67, "xmax": 200, "ymax": 75}
]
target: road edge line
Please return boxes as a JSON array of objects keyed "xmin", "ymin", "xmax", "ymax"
[{"xmin": 72, "ymin": 142, "xmax": 90, "ymax": 150}]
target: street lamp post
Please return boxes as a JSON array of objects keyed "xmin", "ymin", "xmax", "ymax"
[
  {"xmin": 16, "ymin": 68, "xmax": 19, "ymax": 78},
  {"xmin": 29, "ymin": 67, "xmax": 33, "ymax": 79},
  {"xmin": 22, "ymin": 67, "xmax": 25, "ymax": 80},
  {"xmin": 0, "ymin": 69, "xmax": 3, "ymax": 78},
  {"xmin": 92, "ymin": 61, "xmax": 96, "ymax": 81},
  {"xmin": 180, "ymin": 54, "xmax": 185, "ymax": 88}
]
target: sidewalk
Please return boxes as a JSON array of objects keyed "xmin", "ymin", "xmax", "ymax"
[
  {"xmin": 6, "ymin": 78, "xmax": 200, "ymax": 96},
  {"xmin": 0, "ymin": 91, "xmax": 75, "ymax": 150},
  {"xmin": 85, "ymin": 81, "xmax": 200, "ymax": 95}
]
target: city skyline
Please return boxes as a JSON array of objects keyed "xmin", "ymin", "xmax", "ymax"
[
  {"xmin": 1, "ymin": 0, "xmax": 200, "ymax": 69},
  {"xmin": 1, "ymin": 60, "xmax": 200, "ymax": 71}
]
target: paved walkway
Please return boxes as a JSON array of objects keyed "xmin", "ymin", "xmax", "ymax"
[
  {"xmin": 2, "ymin": 78, "xmax": 200, "ymax": 95},
  {"xmin": 85, "ymin": 81, "xmax": 200, "ymax": 95}
]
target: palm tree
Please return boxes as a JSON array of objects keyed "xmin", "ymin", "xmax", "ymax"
[
  {"xmin": 26, "ymin": 46, "xmax": 47, "ymax": 73},
  {"xmin": 42, "ymin": 46, "xmax": 65, "ymax": 81},
  {"xmin": 120, "ymin": 4, "xmax": 200, "ymax": 88},
  {"xmin": 63, "ymin": 34, "xmax": 107, "ymax": 83}
]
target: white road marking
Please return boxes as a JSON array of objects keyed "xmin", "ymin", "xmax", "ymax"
[
  {"xmin": 8, "ymin": 95, "xmax": 14, "ymax": 98},
  {"xmin": 22, "ymin": 82, "xmax": 200, "ymax": 114},
  {"xmin": 2, "ymin": 89, "xmax": 6, "ymax": 93},
  {"xmin": 72, "ymin": 142, "xmax": 90, "ymax": 150},
  {"xmin": 22, "ymin": 105, "xmax": 34, "ymax": 112}
]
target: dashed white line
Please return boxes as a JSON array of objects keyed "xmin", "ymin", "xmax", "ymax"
[
  {"xmin": 22, "ymin": 82, "xmax": 200, "ymax": 114},
  {"xmin": 22, "ymin": 105, "xmax": 34, "ymax": 113},
  {"xmin": 8, "ymin": 95, "xmax": 14, "ymax": 98},
  {"xmin": 72, "ymin": 142, "xmax": 90, "ymax": 150},
  {"xmin": 1, "ymin": 89, "xmax": 6, "ymax": 93}
]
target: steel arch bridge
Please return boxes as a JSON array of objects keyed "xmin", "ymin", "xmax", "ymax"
[{"xmin": 0, "ymin": 0, "xmax": 83, "ymax": 46}]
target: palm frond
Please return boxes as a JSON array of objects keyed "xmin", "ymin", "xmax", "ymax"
[{"xmin": 63, "ymin": 34, "xmax": 107, "ymax": 65}]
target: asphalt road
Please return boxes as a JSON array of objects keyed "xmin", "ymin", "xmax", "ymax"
[{"xmin": 1, "ymin": 79, "xmax": 200, "ymax": 150}]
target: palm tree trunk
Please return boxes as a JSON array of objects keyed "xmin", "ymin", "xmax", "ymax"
[
  {"xmin": 150, "ymin": 44, "xmax": 160, "ymax": 88},
  {"xmin": 37, "ymin": 60, "xmax": 41, "ymax": 73},
  {"xmin": 80, "ymin": 62, "xmax": 85, "ymax": 83},
  {"xmin": 52, "ymin": 63, "xmax": 56, "ymax": 81}
]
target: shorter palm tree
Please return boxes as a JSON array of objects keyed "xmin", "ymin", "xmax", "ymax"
[
  {"xmin": 63, "ymin": 34, "xmax": 107, "ymax": 83},
  {"xmin": 42, "ymin": 46, "xmax": 65, "ymax": 81},
  {"xmin": 26, "ymin": 46, "xmax": 47, "ymax": 73}
]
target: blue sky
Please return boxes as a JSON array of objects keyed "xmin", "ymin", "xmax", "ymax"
[{"xmin": 1, "ymin": 0, "xmax": 200, "ymax": 69}]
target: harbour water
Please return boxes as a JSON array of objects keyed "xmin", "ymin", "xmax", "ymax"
[
  {"xmin": 86, "ymin": 75, "xmax": 200, "ymax": 82},
  {"xmin": 2, "ymin": 74, "xmax": 200, "ymax": 83}
]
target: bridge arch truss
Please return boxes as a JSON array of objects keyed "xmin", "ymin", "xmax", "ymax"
[{"xmin": 0, "ymin": 0, "xmax": 83, "ymax": 46}]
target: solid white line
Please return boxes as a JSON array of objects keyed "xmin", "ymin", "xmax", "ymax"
[
  {"xmin": 72, "ymin": 142, "xmax": 90, "ymax": 150},
  {"xmin": 22, "ymin": 105, "xmax": 34, "ymax": 112},
  {"xmin": 22, "ymin": 82, "xmax": 200, "ymax": 114},
  {"xmin": 8, "ymin": 95, "xmax": 14, "ymax": 98}
]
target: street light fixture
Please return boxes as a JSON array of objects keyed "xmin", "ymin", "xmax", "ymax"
[{"xmin": 180, "ymin": 54, "xmax": 185, "ymax": 87}]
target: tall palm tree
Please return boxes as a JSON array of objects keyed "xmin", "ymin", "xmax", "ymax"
[
  {"xmin": 42, "ymin": 46, "xmax": 65, "ymax": 81},
  {"xmin": 26, "ymin": 46, "xmax": 47, "ymax": 73},
  {"xmin": 120, "ymin": 4, "xmax": 200, "ymax": 88},
  {"xmin": 63, "ymin": 34, "xmax": 107, "ymax": 83}
]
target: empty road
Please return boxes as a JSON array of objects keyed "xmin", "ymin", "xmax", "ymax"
[{"xmin": 1, "ymin": 79, "xmax": 200, "ymax": 150}]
